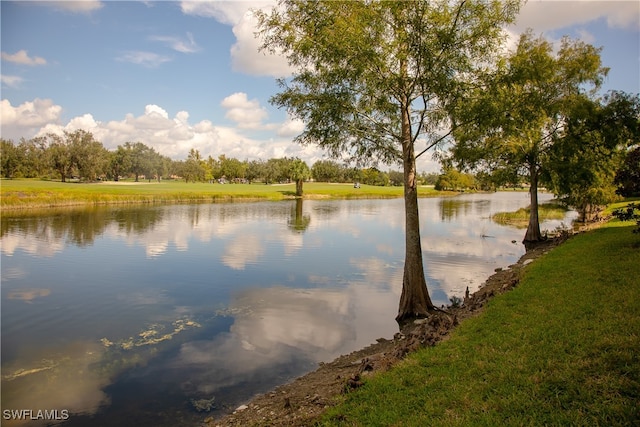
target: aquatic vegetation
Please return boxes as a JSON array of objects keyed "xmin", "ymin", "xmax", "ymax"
[
  {"xmin": 492, "ymin": 202, "xmax": 569, "ymax": 228},
  {"xmin": 191, "ymin": 396, "xmax": 216, "ymax": 412},
  {"xmin": 2, "ymin": 359, "xmax": 57, "ymax": 381},
  {"xmin": 6, "ymin": 288, "xmax": 51, "ymax": 302},
  {"xmin": 2, "ymin": 316, "xmax": 203, "ymax": 418},
  {"xmin": 100, "ymin": 318, "xmax": 201, "ymax": 350}
]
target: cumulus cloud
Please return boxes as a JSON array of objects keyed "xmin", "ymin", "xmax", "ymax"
[
  {"xmin": 180, "ymin": 0, "xmax": 292, "ymax": 77},
  {"xmin": 0, "ymin": 96, "xmax": 325, "ymax": 164},
  {"xmin": 221, "ymin": 92, "xmax": 268, "ymax": 129},
  {"xmin": 116, "ymin": 51, "xmax": 172, "ymax": 68},
  {"xmin": 0, "ymin": 98, "xmax": 63, "ymax": 139},
  {"xmin": 66, "ymin": 113, "xmax": 100, "ymax": 132},
  {"xmin": 178, "ymin": 1, "xmax": 277, "ymax": 25},
  {"xmin": 230, "ymin": 10, "xmax": 292, "ymax": 77},
  {"xmin": 1, "ymin": 50, "xmax": 47, "ymax": 66}
]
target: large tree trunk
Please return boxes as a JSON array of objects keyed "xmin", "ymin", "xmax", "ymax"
[
  {"xmin": 295, "ymin": 179, "xmax": 303, "ymax": 196},
  {"xmin": 524, "ymin": 165, "xmax": 542, "ymax": 244},
  {"xmin": 396, "ymin": 101, "xmax": 435, "ymax": 325}
]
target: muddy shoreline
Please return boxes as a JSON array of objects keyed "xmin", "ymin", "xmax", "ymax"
[{"xmin": 201, "ymin": 237, "xmax": 566, "ymax": 427}]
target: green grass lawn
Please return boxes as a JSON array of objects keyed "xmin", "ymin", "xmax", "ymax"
[
  {"xmin": 0, "ymin": 179, "xmax": 448, "ymax": 209},
  {"xmin": 320, "ymin": 222, "xmax": 640, "ymax": 426}
]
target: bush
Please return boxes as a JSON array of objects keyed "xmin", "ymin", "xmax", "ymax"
[{"xmin": 612, "ymin": 202, "xmax": 640, "ymax": 233}]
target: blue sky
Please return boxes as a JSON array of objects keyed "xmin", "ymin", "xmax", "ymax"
[{"xmin": 1, "ymin": 1, "xmax": 639, "ymax": 172}]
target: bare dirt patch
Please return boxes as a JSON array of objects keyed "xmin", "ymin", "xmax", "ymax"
[{"xmin": 202, "ymin": 237, "xmax": 566, "ymax": 427}]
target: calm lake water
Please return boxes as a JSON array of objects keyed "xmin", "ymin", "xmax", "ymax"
[{"xmin": 1, "ymin": 192, "xmax": 575, "ymax": 426}]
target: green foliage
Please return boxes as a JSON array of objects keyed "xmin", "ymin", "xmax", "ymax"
[
  {"xmin": 452, "ymin": 30, "xmax": 609, "ymax": 241},
  {"xmin": 545, "ymin": 91, "xmax": 640, "ymax": 221},
  {"xmin": 615, "ymin": 147, "xmax": 640, "ymax": 197},
  {"xmin": 288, "ymin": 158, "xmax": 310, "ymax": 196},
  {"xmin": 219, "ymin": 155, "xmax": 247, "ymax": 181},
  {"xmin": 67, "ymin": 130, "xmax": 109, "ymax": 181},
  {"xmin": 109, "ymin": 145, "xmax": 131, "ymax": 181},
  {"xmin": 182, "ymin": 148, "xmax": 205, "ymax": 183},
  {"xmin": 257, "ymin": 0, "xmax": 522, "ymax": 319},
  {"xmin": 387, "ymin": 170, "xmax": 403, "ymax": 186},
  {"xmin": 612, "ymin": 202, "xmax": 640, "ymax": 233},
  {"xmin": 418, "ymin": 171, "xmax": 440, "ymax": 186},
  {"xmin": 257, "ymin": 0, "xmax": 521, "ymax": 167},
  {"xmin": 2, "ymin": 135, "xmax": 443, "ymax": 188},
  {"xmin": 434, "ymin": 167, "xmax": 476, "ymax": 191},
  {"xmin": 360, "ymin": 168, "xmax": 389, "ymax": 186},
  {"xmin": 311, "ymin": 160, "xmax": 353, "ymax": 182},
  {"xmin": 288, "ymin": 158, "xmax": 310, "ymax": 181},
  {"xmin": 1, "ymin": 138, "xmax": 24, "ymax": 178}
]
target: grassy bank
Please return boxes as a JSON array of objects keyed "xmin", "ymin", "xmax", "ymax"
[
  {"xmin": 492, "ymin": 201, "xmax": 569, "ymax": 228},
  {"xmin": 0, "ymin": 179, "xmax": 449, "ymax": 210},
  {"xmin": 321, "ymin": 222, "xmax": 640, "ymax": 426}
]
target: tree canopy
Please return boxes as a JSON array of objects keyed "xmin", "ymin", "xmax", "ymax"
[
  {"xmin": 452, "ymin": 30, "xmax": 609, "ymax": 242},
  {"xmin": 256, "ymin": 0, "xmax": 522, "ymax": 322},
  {"xmin": 545, "ymin": 91, "xmax": 640, "ymax": 221}
]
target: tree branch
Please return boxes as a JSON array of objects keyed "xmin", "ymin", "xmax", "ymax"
[{"xmin": 415, "ymin": 128, "xmax": 454, "ymax": 159}]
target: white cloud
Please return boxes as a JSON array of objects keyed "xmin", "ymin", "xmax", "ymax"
[
  {"xmin": 66, "ymin": 113, "xmax": 100, "ymax": 132},
  {"xmin": 149, "ymin": 33, "xmax": 200, "ymax": 53},
  {"xmin": 45, "ymin": 0, "xmax": 104, "ymax": 14},
  {"xmin": 0, "ymin": 97, "xmax": 328, "ymax": 167},
  {"xmin": 1, "ymin": 50, "xmax": 47, "ymax": 66},
  {"xmin": 513, "ymin": 0, "xmax": 640, "ymax": 33},
  {"xmin": 576, "ymin": 28, "xmax": 596, "ymax": 44},
  {"xmin": 230, "ymin": 10, "xmax": 292, "ymax": 77},
  {"xmin": 277, "ymin": 115, "xmax": 305, "ymax": 137},
  {"xmin": 116, "ymin": 51, "xmax": 172, "ymax": 68},
  {"xmin": 0, "ymin": 98, "xmax": 62, "ymax": 138},
  {"xmin": 221, "ymin": 92, "xmax": 268, "ymax": 128},
  {"xmin": 185, "ymin": 1, "xmax": 638, "ymax": 78},
  {"xmin": 1, "ymin": 75, "xmax": 24, "ymax": 89},
  {"xmin": 180, "ymin": 1, "xmax": 246, "ymax": 24},
  {"xmin": 180, "ymin": 1, "xmax": 292, "ymax": 77},
  {"xmin": 222, "ymin": 234, "xmax": 265, "ymax": 269}
]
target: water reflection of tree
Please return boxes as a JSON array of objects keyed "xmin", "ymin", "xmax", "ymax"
[
  {"xmin": 1, "ymin": 206, "xmax": 166, "ymax": 248},
  {"xmin": 1, "ymin": 207, "xmax": 111, "ymax": 247},
  {"xmin": 439, "ymin": 199, "xmax": 472, "ymax": 222},
  {"xmin": 288, "ymin": 199, "xmax": 311, "ymax": 233},
  {"xmin": 64, "ymin": 209, "xmax": 111, "ymax": 246},
  {"xmin": 114, "ymin": 207, "xmax": 164, "ymax": 236}
]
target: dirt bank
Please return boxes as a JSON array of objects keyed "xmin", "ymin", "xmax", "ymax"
[{"xmin": 202, "ymin": 237, "xmax": 566, "ymax": 427}]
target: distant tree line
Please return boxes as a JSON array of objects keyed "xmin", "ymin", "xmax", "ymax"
[
  {"xmin": 0, "ymin": 130, "xmax": 443, "ymax": 187},
  {"xmin": 3, "ymin": 129, "xmax": 637, "ymax": 201}
]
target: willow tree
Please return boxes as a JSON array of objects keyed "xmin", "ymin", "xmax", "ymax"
[
  {"xmin": 256, "ymin": 0, "xmax": 521, "ymax": 323},
  {"xmin": 452, "ymin": 31, "xmax": 608, "ymax": 243}
]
